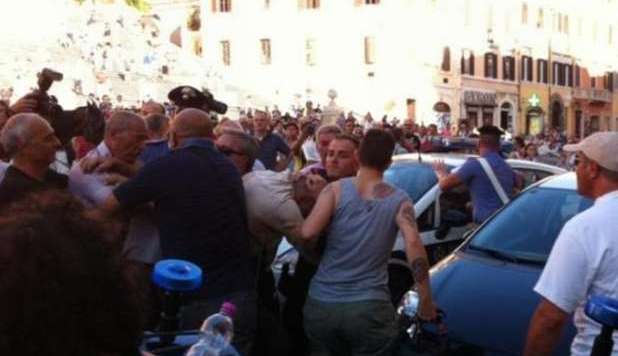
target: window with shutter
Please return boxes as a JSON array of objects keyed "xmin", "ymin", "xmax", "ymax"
[
  {"xmin": 221, "ymin": 41, "xmax": 231, "ymax": 66},
  {"xmin": 521, "ymin": 2, "xmax": 528, "ymax": 25},
  {"xmin": 484, "ymin": 53, "xmax": 497, "ymax": 79},
  {"xmin": 364, "ymin": 37, "xmax": 376, "ymax": 64},
  {"xmin": 503, "ymin": 56, "xmax": 515, "ymax": 81},
  {"xmin": 219, "ymin": 0, "xmax": 231, "ymax": 12},
  {"xmin": 441, "ymin": 47, "xmax": 451, "ymax": 72},
  {"xmin": 536, "ymin": 59, "xmax": 548, "ymax": 84},
  {"xmin": 461, "ymin": 50, "xmax": 474, "ymax": 75},
  {"xmin": 260, "ymin": 39, "xmax": 271, "ymax": 65},
  {"xmin": 521, "ymin": 56, "xmax": 533, "ymax": 81},
  {"xmin": 306, "ymin": 39, "xmax": 316, "ymax": 66}
]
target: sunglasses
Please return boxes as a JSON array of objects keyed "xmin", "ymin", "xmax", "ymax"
[{"xmin": 217, "ymin": 146, "xmax": 245, "ymax": 157}]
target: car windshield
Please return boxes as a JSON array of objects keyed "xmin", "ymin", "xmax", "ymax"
[
  {"xmin": 384, "ymin": 162, "xmax": 444, "ymax": 202},
  {"xmin": 467, "ymin": 187, "xmax": 593, "ymax": 264}
]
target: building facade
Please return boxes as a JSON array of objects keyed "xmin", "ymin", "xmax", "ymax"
[{"xmin": 202, "ymin": 0, "xmax": 618, "ymax": 136}]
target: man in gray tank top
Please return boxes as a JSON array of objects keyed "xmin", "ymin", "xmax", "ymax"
[{"xmin": 296, "ymin": 129, "xmax": 437, "ymax": 356}]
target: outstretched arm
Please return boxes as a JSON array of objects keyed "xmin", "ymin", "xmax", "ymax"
[
  {"xmin": 297, "ymin": 181, "xmax": 339, "ymax": 243},
  {"xmin": 432, "ymin": 160, "xmax": 462, "ymax": 192}
]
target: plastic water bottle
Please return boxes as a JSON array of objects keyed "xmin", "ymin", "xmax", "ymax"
[{"xmin": 186, "ymin": 302, "xmax": 237, "ymax": 356}]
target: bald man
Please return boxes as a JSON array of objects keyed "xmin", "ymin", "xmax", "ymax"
[
  {"xmin": 102, "ymin": 108, "xmax": 257, "ymax": 355},
  {"xmin": 0, "ymin": 113, "xmax": 63, "ymax": 205}
]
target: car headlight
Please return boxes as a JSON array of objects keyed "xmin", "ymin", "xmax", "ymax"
[{"xmin": 397, "ymin": 290, "xmax": 420, "ymax": 318}]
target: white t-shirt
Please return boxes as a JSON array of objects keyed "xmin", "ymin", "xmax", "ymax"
[{"xmin": 534, "ymin": 190, "xmax": 618, "ymax": 356}]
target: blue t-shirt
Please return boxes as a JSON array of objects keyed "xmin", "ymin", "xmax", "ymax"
[
  {"xmin": 257, "ymin": 133, "xmax": 290, "ymax": 170},
  {"xmin": 455, "ymin": 152, "xmax": 516, "ymax": 224},
  {"xmin": 139, "ymin": 139, "xmax": 171, "ymax": 164},
  {"xmin": 114, "ymin": 138, "xmax": 254, "ymax": 298}
]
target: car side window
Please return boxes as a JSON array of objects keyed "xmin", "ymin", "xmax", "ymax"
[
  {"xmin": 439, "ymin": 184, "xmax": 473, "ymax": 226},
  {"xmin": 514, "ymin": 168, "xmax": 553, "ymax": 188},
  {"xmin": 417, "ymin": 202, "xmax": 435, "ymax": 232}
]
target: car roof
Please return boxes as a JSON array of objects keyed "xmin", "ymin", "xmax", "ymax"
[
  {"xmin": 392, "ymin": 153, "xmax": 474, "ymax": 167},
  {"xmin": 392, "ymin": 153, "xmax": 568, "ymax": 174},
  {"xmin": 537, "ymin": 172, "xmax": 577, "ymax": 190}
]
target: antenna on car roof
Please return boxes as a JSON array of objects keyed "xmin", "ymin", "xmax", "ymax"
[{"xmin": 413, "ymin": 135, "xmax": 422, "ymax": 163}]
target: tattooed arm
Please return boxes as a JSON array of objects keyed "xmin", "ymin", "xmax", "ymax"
[{"xmin": 396, "ymin": 199, "xmax": 437, "ymax": 320}]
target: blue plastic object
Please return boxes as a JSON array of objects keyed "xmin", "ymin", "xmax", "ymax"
[
  {"xmin": 585, "ymin": 295, "xmax": 618, "ymax": 329},
  {"xmin": 153, "ymin": 259, "xmax": 203, "ymax": 292}
]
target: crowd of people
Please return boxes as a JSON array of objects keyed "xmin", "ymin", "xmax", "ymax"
[{"xmin": 0, "ymin": 80, "xmax": 616, "ymax": 356}]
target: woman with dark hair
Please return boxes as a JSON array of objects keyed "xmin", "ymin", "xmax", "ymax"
[
  {"xmin": 525, "ymin": 142, "xmax": 540, "ymax": 162},
  {"xmin": 0, "ymin": 191, "xmax": 144, "ymax": 356},
  {"xmin": 510, "ymin": 136, "xmax": 526, "ymax": 159}
]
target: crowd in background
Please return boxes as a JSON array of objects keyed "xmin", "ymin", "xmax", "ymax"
[{"xmin": 0, "ymin": 79, "xmax": 604, "ymax": 356}]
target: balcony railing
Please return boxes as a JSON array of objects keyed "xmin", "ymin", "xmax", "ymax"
[
  {"xmin": 573, "ymin": 88, "xmax": 588, "ymax": 99},
  {"xmin": 572, "ymin": 88, "xmax": 611, "ymax": 103},
  {"xmin": 591, "ymin": 89, "xmax": 612, "ymax": 103}
]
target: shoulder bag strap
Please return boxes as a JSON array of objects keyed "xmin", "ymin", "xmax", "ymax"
[{"xmin": 477, "ymin": 157, "xmax": 510, "ymax": 205}]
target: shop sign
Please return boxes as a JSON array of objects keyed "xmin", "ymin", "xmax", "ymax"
[{"xmin": 464, "ymin": 91, "xmax": 496, "ymax": 106}]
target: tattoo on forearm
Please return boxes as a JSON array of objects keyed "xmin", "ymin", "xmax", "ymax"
[
  {"xmin": 372, "ymin": 182, "xmax": 395, "ymax": 199},
  {"xmin": 402, "ymin": 203, "xmax": 415, "ymax": 224},
  {"xmin": 411, "ymin": 257, "xmax": 429, "ymax": 284}
]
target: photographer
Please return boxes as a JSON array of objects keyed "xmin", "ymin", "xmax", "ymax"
[{"xmin": 8, "ymin": 69, "xmax": 101, "ymax": 169}]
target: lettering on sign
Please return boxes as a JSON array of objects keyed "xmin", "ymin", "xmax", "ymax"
[{"xmin": 464, "ymin": 91, "xmax": 496, "ymax": 106}]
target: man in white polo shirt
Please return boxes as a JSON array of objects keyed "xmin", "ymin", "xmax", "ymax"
[{"xmin": 524, "ymin": 132, "xmax": 618, "ymax": 356}]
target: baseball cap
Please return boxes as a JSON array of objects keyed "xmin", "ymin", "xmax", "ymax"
[{"xmin": 563, "ymin": 132, "xmax": 618, "ymax": 172}]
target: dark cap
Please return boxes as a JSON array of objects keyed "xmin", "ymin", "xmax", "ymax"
[
  {"xmin": 168, "ymin": 86, "xmax": 228, "ymax": 114},
  {"xmin": 167, "ymin": 86, "xmax": 207, "ymax": 110},
  {"xmin": 478, "ymin": 125, "xmax": 504, "ymax": 138},
  {"xmin": 284, "ymin": 121, "xmax": 299, "ymax": 129}
]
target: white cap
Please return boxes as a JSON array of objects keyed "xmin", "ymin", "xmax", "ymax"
[{"xmin": 563, "ymin": 132, "xmax": 618, "ymax": 172}]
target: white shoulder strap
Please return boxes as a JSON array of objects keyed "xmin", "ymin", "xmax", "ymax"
[{"xmin": 477, "ymin": 157, "xmax": 510, "ymax": 205}]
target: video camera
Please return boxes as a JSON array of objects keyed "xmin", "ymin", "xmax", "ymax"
[
  {"xmin": 24, "ymin": 68, "xmax": 103, "ymax": 150},
  {"xmin": 27, "ymin": 68, "xmax": 64, "ymax": 123}
]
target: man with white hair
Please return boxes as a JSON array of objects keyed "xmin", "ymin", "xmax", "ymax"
[
  {"xmin": 0, "ymin": 113, "xmax": 63, "ymax": 205},
  {"xmin": 69, "ymin": 111, "xmax": 158, "ymax": 266}
]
